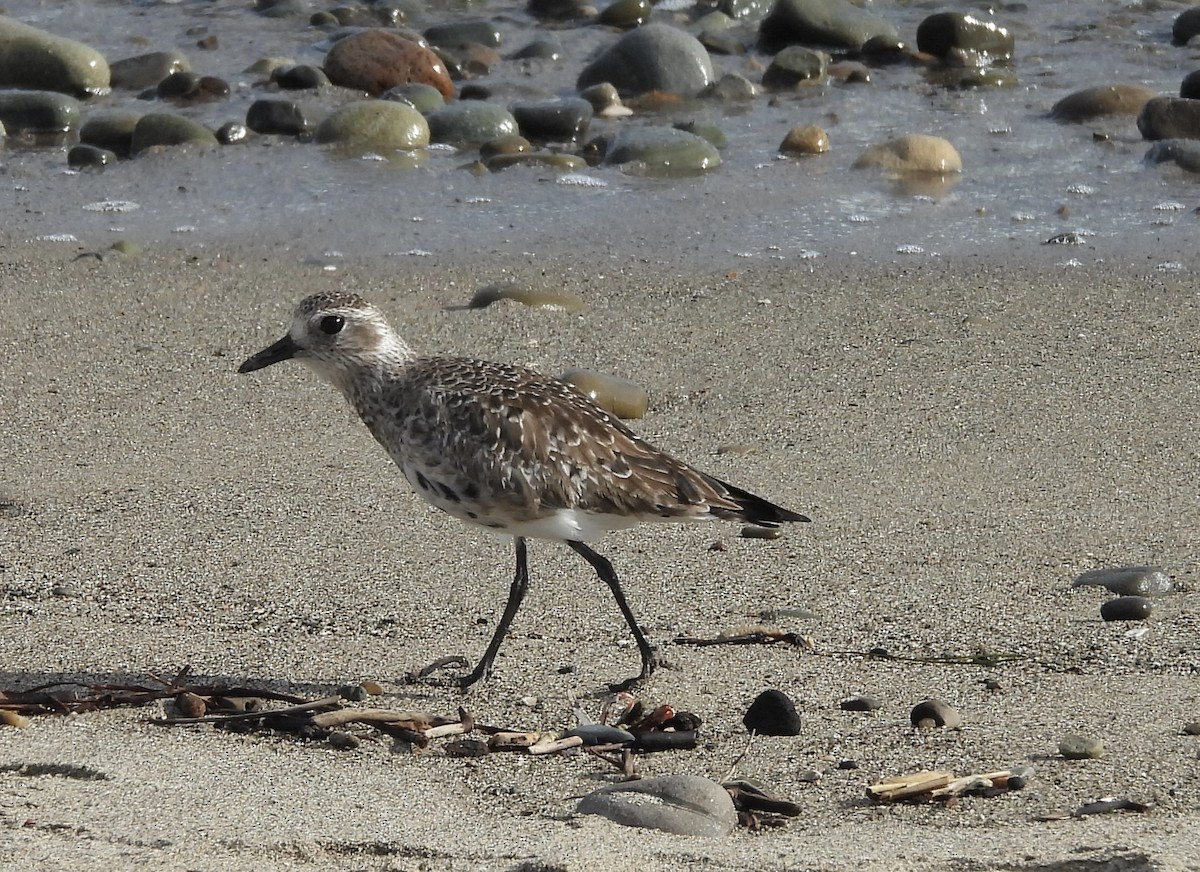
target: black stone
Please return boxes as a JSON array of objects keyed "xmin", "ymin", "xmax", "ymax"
[
  {"xmin": 246, "ymin": 99, "xmax": 308, "ymax": 135},
  {"xmin": 743, "ymin": 689, "xmax": 801, "ymax": 735}
]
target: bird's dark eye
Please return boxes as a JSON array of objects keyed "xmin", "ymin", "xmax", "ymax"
[{"xmin": 318, "ymin": 315, "xmax": 345, "ymax": 335}]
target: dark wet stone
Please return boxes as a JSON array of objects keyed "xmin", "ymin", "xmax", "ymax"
[
  {"xmin": 1100, "ymin": 596, "xmax": 1153, "ymax": 622},
  {"xmin": 1050, "ymin": 84, "xmax": 1156, "ymax": 123},
  {"xmin": 324, "ymin": 30, "xmax": 455, "ymax": 99},
  {"xmin": 67, "ymin": 144, "xmax": 117, "ymax": 169},
  {"xmin": 247, "ymin": 98, "xmax": 308, "ymax": 135},
  {"xmin": 0, "ymin": 17, "xmax": 110, "ymax": 96},
  {"xmin": 437, "ymin": 41, "xmax": 502, "ymax": 78},
  {"xmin": 1073, "ymin": 566, "xmax": 1172, "ymax": 596},
  {"xmin": 1138, "ymin": 96, "xmax": 1200, "ymax": 141},
  {"xmin": 839, "ymin": 695, "xmax": 881, "ymax": 712},
  {"xmin": 828, "ymin": 60, "xmax": 870, "ymax": 83},
  {"xmin": 427, "ymin": 101, "xmax": 517, "ymax": 146},
  {"xmin": 272, "ymin": 64, "xmax": 330, "ymax": 90},
  {"xmin": 1145, "ymin": 139, "xmax": 1200, "ymax": 173},
  {"xmin": 314, "ymin": 100, "xmax": 429, "ymax": 150},
  {"xmin": 598, "ymin": 0, "xmax": 651, "ymax": 29},
  {"xmin": 1059, "ymin": 734, "xmax": 1104, "ymax": 759},
  {"xmin": 0, "ymin": 90, "xmax": 81, "ymax": 134},
  {"xmin": 510, "ymin": 38, "xmax": 564, "ymax": 62},
  {"xmin": 528, "ymin": 0, "xmax": 592, "ymax": 20},
  {"xmin": 1174, "ymin": 6, "xmax": 1200, "ymax": 45},
  {"xmin": 510, "ymin": 97, "xmax": 592, "ymax": 142},
  {"xmin": 1183, "ymin": 722, "xmax": 1200, "ymax": 736},
  {"xmin": 156, "ymin": 71, "xmax": 199, "ymax": 99},
  {"xmin": 1182, "ymin": 70, "xmax": 1200, "ymax": 99},
  {"xmin": 382, "ymin": 82, "xmax": 446, "ymax": 114},
  {"xmin": 743, "ymin": 689, "xmax": 801, "ymax": 735},
  {"xmin": 577, "ymin": 775, "xmax": 737, "ymax": 837},
  {"xmin": 910, "ymin": 698, "xmax": 961, "ymax": 729},
  {"xmin": 130, "ymin": 113, "xmax": 219, "ymax": 154},
  {"xmin": 255, "ymin": 0, "xmax": 311, "ymax": 17},
  {"xmin": 110, "ymin": 51, "xmax": 191, "ymax": 90},
  {"xmin": 577, "ymin": 23, "xmax": 713, "ymax": 98},
  {"xmin": 216, "ymin": 121, "xmax": 248, "ymax": 144},
  {"xmin": 425, "ymin": 19, "xmax": 502, "ymax": 49},
  {"xmin": 762, "ymin": 46, "xmax": 828, "ymax": 89},
  {"xmin": 310, "ymin": 10, "xmax": 338, "ymax": 26},
  {"xmin": 80, "ymin": 112, "xmax": 140, "ymax": 158},
  {"xmin": 759, "ymin": 0, "xmax": 901, "ymax": 52},
  {"xmin": 916, "ymin": 12, "xmax": 1014, "ymax": 62}
]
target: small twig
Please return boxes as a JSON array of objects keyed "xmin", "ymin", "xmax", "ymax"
[
  {"xmin": 721, "ymin": 730, "xmax": 757, "ymax": 783},
  {"xmin": 150, "ymin": 695, "xmax": 343, "ymax": 726}
]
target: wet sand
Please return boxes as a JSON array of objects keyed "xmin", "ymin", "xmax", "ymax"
[{"xmin": 1, "ymin": 240, "xmax": 1197, "ymax": 871}]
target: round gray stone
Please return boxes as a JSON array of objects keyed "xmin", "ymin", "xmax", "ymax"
[
  {"xmin": 577, "ymin": 775, "xmax": 737, "ymax": 837},
  {"xmin": 577, "ymin": 23, "xmax": 713, "ymax": 98}
]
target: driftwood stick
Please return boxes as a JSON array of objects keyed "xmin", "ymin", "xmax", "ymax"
[{"xmin": 150, "ymin": 695, "xmax": 343, "ymax": 726}]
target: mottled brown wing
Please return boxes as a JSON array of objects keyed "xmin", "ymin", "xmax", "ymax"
[{"xmin": 394, "ymin": 357, "xmax": 750, "ymax": 521}]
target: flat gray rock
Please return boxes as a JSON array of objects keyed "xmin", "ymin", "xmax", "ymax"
[{"xmin": 577, "ymin": 775, "xmax": 737, "ymax": 837}]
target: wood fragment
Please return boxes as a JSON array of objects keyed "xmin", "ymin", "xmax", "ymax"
[
  {"xmin": 528, "ymin": 735, "xmax": 584, "ymax": 755},
  {"xmin": 307, "ymin": 708, "xmax": 433, "ymax": 730}
]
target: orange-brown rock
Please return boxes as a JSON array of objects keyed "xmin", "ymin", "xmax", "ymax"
[{"xmin": 324, "ymin": 30, "xmax": 454, "ymax": 99}]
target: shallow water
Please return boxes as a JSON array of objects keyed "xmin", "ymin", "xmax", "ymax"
[{"xmin": 3, "ymin": 0, "xmax": 1200, "ymax": 268}]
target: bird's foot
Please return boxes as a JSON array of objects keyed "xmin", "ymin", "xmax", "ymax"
[
  {"xmin": 406, "ymin": 655, "xmax": 486, "ymax": 688},
  {"xmin": 607, "ymin": 652, "xmax": 658, "ymax": 692}
]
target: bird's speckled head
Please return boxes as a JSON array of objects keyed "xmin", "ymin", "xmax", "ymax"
[{"xmin": 239, "ymin": 293, "xmax": 415, "ymax": 392}]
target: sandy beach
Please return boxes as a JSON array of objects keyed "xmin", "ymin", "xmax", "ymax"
[{"xmin": 1, "ymin": 241, "xmax": 1198, "ymax": 871}]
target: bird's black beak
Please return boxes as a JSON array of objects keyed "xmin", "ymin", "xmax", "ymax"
[{"xmin": 238, "ymin": 334, "xmax": 299, "ymax": 374}]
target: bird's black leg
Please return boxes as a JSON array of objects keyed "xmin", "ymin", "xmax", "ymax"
[
  {"xmin": 567, "ymin": 540, "xmax": 657, "ymax": 690},
  {"xmin": 458, "ymin": 536, "xmax": 530, "ymax": 687}
]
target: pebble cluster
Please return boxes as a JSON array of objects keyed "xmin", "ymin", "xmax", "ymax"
[{"xmin": 6, "ymin": 0, "xmax": 1200, "ymax": 184}]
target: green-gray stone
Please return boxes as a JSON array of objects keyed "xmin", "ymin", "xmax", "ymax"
[
  {"xmin": 382, "ymin": 82, "xmax": 446, "ymax": 115},
  {"xmin": 0, "ymin": 16, "xmax": 110, "ymax": 95},
  {"xmin": 110, "ymin": 51, "xmax": 191, "ymax": 90},
  {"xmin": 130, "ymin": 113, "xmax": 219, "ymax": 154},
  {"xmin": 314, "ymin": 100, "xmax": 430, "ymax": 151},
  {"xmin": 0, "ymin": 90, "xmax": 81, "ymax": 134},
  {"xmin": 80, "ymin": 112, "xmax": 141, "ymax": 158},
  {"xmin": 426, "ymin": 101, "xmax": 517, "ymax": 146},
  {"xmin": 762, "ymin": 45, "xmax": 828, "ymax": 88},
  {"xmin": 603, "ymin": 125, "xmax": 721, "ymax": 176}
]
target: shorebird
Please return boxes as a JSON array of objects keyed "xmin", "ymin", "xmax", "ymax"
[{"xmin": 239, "ymin": 292, "xmax": 809, "ymax": 688}]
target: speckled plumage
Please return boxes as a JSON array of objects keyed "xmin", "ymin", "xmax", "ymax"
[{"xmin": 240, "ymin": 292, "xmax": 809, "ymax": 687}]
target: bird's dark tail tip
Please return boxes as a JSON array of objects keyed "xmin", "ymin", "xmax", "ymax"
[{"xmin": 710, "ymin": 476, "xmax": 811, "ymax": 526}]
